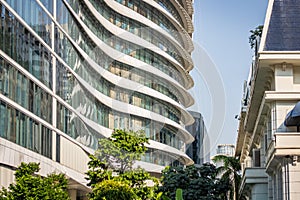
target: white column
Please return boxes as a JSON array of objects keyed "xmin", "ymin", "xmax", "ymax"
[
  {"xmin": 51, "ymin": 0, "xmax": 58, "ymax": 162},
  {"xmin": 287, "ymin": 160, "xmax": 300, "ymax": 199}
]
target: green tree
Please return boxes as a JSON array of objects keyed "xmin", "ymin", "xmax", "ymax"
[
  {"xmin": 212, "ymin": 155, "xmax": 242, "ymax": 200},
  {"xmin": 95, "ymin": 129, "xmax": 149, "ymax": 173},
  {"xmin": 159, "ymin": 163, "xmax": 230, "ymax": 200},
  {"xmin": 86, "ymin": 129, "xmax": 159, "ymax": 200},
  {"xmin": 89, "ymin": 180, "xmax": 137, "ymax": 200},
  {"xmin": 0, "ymin": 162, "xmax": 70, "ymax": 200},
  {"xmin": 249, "ymin": 25, "xmax": 263, "ymax": 49}
]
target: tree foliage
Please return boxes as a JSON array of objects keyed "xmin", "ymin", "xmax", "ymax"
[
  {"xmin": 159, "ymin": 163, "xmax": 230, "ymax": 200},
  {"xmin": 86, "ymin": 129, "xmax": 159, "ymax": 200},
  {"xmin": 89, "ymin": 180, "xmax": 137, "ymax": 200},
  {"xmin": 212, "ymin": 155, "xmax": 242, "ymax": 200},
  {"xmin": 95, "ymin": 129, "xmax": 149, "ymax": 173},
  {"xmin": 249, "ymin": 25, "xmax": 263, "ymax": 49},
  {"xmin": 0, "ymin": 162, "xmax": 70, "ymax": 200}
]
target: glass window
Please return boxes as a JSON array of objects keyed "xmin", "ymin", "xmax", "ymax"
[
  {"xmin": 0, "ymin": 100, "xmax": 52, "ymax": 158},
  {"xmin": 5, "ymin": 0, "xmax": 52, "ymax": 45},
  {"xmin": 40, "ymin": 0, "xmax": 53, "ymax": 15},
  {"xmin": 0, "ymin": 5, "xmax": 52, "ymax": 89},
  {"xmin": 0, "ymin": 56, "xmax": 52, "ymax": 123}
]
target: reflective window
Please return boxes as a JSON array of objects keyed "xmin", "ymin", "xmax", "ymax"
[
  {"xmin": 142, "ymin": 149, "xmax": 182, "ymax": 166},
  {"xmin": 40, "ymin": 0, "xmax": 53, "ymax": 15},
  {"xmin": 0, "ymin": 56, "xmax": 52, "ymax": 123},
  {"xmin": 4, "ymin": 0, "xmax": 52, "ymax": 45},
  {"xmin": 0, "ymin": 4, "xmax": 52, "ymax": 89},
  {"xmin": 0, "ymin": 100, "xmax": 52, "ymax": 158},
  {"xmin": 56, "ymin": 101, "xmax": 101, "ymax": 149}
]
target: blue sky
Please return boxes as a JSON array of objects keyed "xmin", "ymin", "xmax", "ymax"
[{"xmin": 189, "ymin": 0, "xmax": 269, "ymax": 155}]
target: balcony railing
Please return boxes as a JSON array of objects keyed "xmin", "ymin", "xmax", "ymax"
[
  {"xmin": 266, "ymin": 133, "xmax": 300, "ymax": 166},
  {"xmin": 275, "ymin": 132, "xmax": 300, "ymax": 150}
]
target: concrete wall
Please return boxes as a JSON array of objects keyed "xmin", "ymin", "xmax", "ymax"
[
  {"xmin": 0, "ymin": 166, "xmax": 14, "ymax": 188},
  {"xmin": 0, "ymin": 137, "xmax": 90, "ymax": 199},
  {"xmin": 274, "ymin": 65, "xmax": 300, "ymax": 92},
  {"xmin": 287, "ymin": 162, "xmax": 300, "ymax": 199},
  {"xmin": 251, "ymin": 183, "xmax": 268, "ymax": 200},
  {"xmin": 60, "ymin": 136, "xmax": 90, "ymax": 173}
]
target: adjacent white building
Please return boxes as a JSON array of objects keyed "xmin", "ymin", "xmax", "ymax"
[{"xmin": 236, "ymin": 0, "xmax": 300, "ymax": 199}]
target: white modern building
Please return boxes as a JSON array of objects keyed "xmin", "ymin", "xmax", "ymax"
[
  {"xmin": 235, "ymin": 0, "xmax": 300, "ymax": 199},
  {"xmin": 216, "ymin": 144, "xmax": 235, "ymax": 157},
  {"xmin": 0, "ymin": 0, "xmax": 195, "ymax": 198},
  {"xmin": 212, "ymin": 144, "xmax": 235, "ymax": 172}
]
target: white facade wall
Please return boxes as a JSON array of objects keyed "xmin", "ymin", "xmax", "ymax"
[{"xmin": 251, "ymin": 184, "xmax": 268, "ymax": 200}]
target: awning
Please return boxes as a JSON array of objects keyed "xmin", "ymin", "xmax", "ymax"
[{"xmin": 284, "ymin": 102, "xmax": 300, "ymax": 128}]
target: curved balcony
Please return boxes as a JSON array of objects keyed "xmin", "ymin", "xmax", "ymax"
[
  {"xmin": 146, "ymin": 140, "xmax": 194, "ymax": 165},
  {"xmin": 81, "ymin": 0, "xmax": 194, "ymax": 72},
  {"xmin": 104, "ymin": 0, "xmax": 194, "ymax": 53},
  {"xmin": 66, "ymin": 107, "xmax": 194, "ymax": 165},
  {"xmin": 62, "ymin": 64, "xmax": 195, "ymax": 145},
  {"xmin": 53, "ymin": 37, "xmax": 195, "ymax": 150},
  {"xmin": 177, "ymin": 0, "xmax": 194, "ymax": 16},
  {"xmin": 143, "ymin": 0, "xmax": 194, "ymax": 69},
  {"xmin": 62, "ymin": 0, "xmax": 192, "ymax": 88},
  {"xmin": 149, "ymin": 0, "xmax": 194, "ymax": 34},
  {"xmin": 60, "ymin": 0, "xmax": 194, "ymax": 106},
  {"xmin": 53, "ymin": 21, "xmax": 194, "ymax": 124},
  {"xmin": 71, "ymin": 0, "xmax": 190, "ymax": 77}
]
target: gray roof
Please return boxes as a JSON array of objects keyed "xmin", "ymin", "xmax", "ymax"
[{"xmin": 264, "ymin": 0, "xmax": 300, "ymax": 51}]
